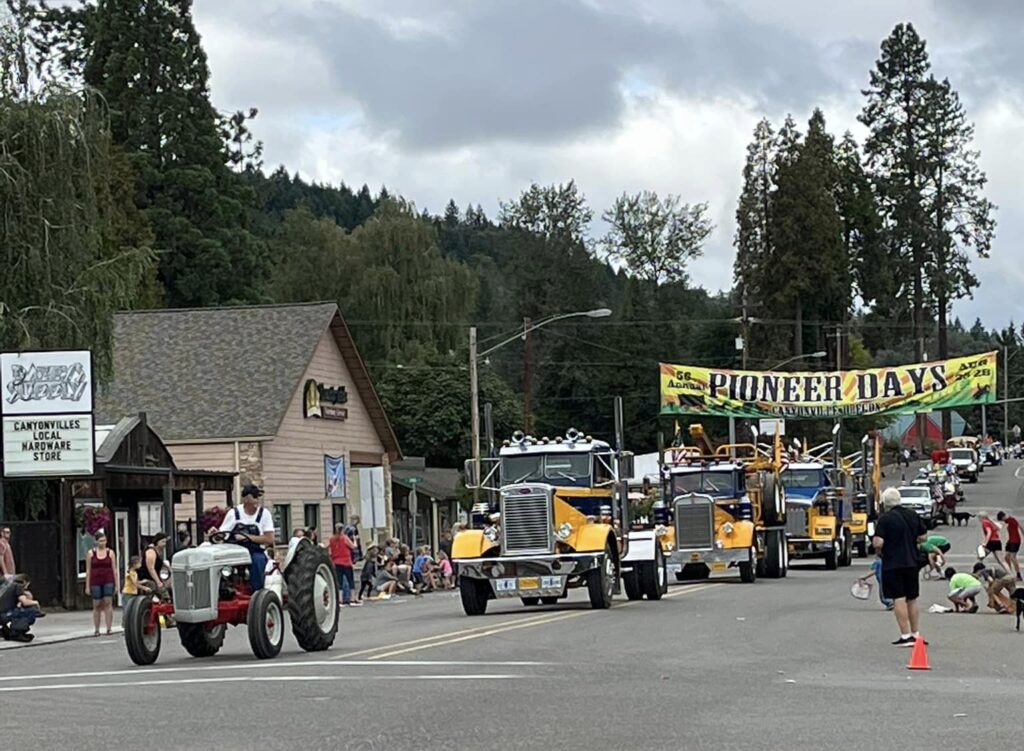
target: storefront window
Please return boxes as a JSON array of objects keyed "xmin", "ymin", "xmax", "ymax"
[
  {"xmin": 273, "ymin": 504, "xmax": 291, "ymax": 540},
  {"xmin": 138, "ymin": 502, "xmax": 164, "ymax": 550},
  {"xmin": 75, "ymin": 499, "xmax": 104, "ymax": 578},
  {"xmin": 332, "ymin": 503, "xmax": 346, "ymax": 529},
  {"xmin": 304, "ymin": 503, "xmax": 320, "ymax": 532}
]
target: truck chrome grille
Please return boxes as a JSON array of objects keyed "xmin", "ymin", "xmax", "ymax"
[
  {"xmin": 173, "ymin": 569, "xmax": 212, "ymax": 611},
  {"xmin": 501, "ymin": 493, "xmax": 552, "ymax": 555},
  {"xmin": 786, "ymin": 507, "xmax": 808, "ymax": 537},
  {"xmin": 674, "ymin": 497, "xmax": 714, "ymax": 549}
]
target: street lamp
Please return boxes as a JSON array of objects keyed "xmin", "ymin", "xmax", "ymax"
[
  {"xmin": 769, "ymin": 351, "xmax": 828, "ymax": 370},
  {"xmin": 469, "ymin": 308, "xmax": 612, "ymax": 510}
]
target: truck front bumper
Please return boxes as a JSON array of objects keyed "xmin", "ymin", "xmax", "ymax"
[
  {"xmin": 667, "ymin": 546, "xmax": 749, "ymax": 574},
  {"xmin": 454, "ymin": 553, "xmax": 602, "ymax": 598}
]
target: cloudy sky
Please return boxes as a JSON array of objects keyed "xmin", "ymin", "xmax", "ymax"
[{"xmin": 194, "ymin": 0, "xmax": 1023, "ymax": 330}]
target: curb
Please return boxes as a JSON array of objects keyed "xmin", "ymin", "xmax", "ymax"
[{"xmin": 0, "ymin": 627, "xmax": 124, "ymax": 651}]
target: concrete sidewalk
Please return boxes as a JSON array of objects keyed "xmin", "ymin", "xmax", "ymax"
[{"xmin": 0, "ymin": 609, "xmax": 123, "ymax": 651}]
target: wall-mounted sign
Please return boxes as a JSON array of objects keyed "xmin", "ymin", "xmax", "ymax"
[
  {"xmin": 325, "ymin": 455, "xmax": 346, "ymax": 498},
  {"xmin": 3, "ymin": 414, "xmax": 95, "ymax": 477},
  {"xmin": 1, "ymin": 350, "xmax": 93, "ymax": 415},
  {"xmin": 303, "ymin": 379, "xmax": 348, "ymax": 421}
]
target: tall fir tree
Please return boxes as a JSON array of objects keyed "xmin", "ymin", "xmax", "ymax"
[
  {"xmin": 859, "ymin": 22, "xmax": 933, "ymax": 363},
  {"xmin": 43, "ymin": 0, "xmax": 269, "ymax": 307}
]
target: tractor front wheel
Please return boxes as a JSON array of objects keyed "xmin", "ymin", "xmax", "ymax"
[
  {"xmin": 178, "ymin": 622, "xmax": 225, "ymax": 658},
  {"xmin": 124, "ymin": 596, "xmax": 161, "ymax": 666},
  {"xmin": 248, "ymin": 589, "xmax": 285, "ymax": 659},
  {"xmin": 284, "ymin": 542, "xmax": 340, "ymax": 652}
]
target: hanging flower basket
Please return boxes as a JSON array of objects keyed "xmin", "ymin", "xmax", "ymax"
[
  {"xmin": 202, "ymin": 505, "xmax": 227, "ymax": 533},
  {"xmin": 81, "ymin": 506, "xmax": 111, "ymax": 537}
]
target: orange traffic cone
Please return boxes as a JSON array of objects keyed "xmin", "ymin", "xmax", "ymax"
[{"xmin": 907, "ymin": 636, "xmax": 931, "ymax": 670}]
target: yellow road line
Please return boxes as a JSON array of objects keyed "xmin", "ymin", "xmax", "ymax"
[{"xmin": 366, "ymin": 583, "xmax": 719, "ymax": 660}]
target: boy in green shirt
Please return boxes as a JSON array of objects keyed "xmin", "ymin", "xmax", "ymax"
[
  {"xmin": 920, "ymin": 535, "xmax": 950, "ymax": 579},
  {"xmin": 944, "ymin": 567, "xmax": 982, "ymax": 612}
]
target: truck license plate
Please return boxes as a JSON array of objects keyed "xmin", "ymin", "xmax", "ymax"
[
  {"xmin": 519, "ymin": 577, "xmax": 540, "ymax": 590},
  {"xmin": 690, "ymin": 553, "xmax": 701, "ymax": 562},
  {"xmin": 495, "ymin": 578, "xmax": 516, "ymax": 592},
  {"xmin": 711, "ymin": 562, "xmax": 727, "ymax": 572}
]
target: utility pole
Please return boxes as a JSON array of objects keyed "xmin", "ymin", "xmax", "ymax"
[
  {"xmin": 522, "ymin": 317, "xmax": 533, "ymax": 434},
  {"xmin": 469, "ymin": 326, "xmax": 480, "ymax": 513},
  {"xmin": 730, "ymin": 291, "xmax": 750, "ymax": 448}
]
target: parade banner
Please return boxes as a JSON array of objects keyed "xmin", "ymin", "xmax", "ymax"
[{"xmin": 660, "ymin": 351, "xmax": 997, "ymax": 419}]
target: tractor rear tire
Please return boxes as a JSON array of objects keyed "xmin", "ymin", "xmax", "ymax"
[
  {"xmin": 623, "ymin": 568, "xmax": 643, "ymax": 600},
  {"xmin": 764, "ymin": 529, "xmax": 786, "ymax": 579},
  {"xmin": 124, "ymin": 596, "xmax": 161, "ymax": 666},
  {"xmin": 640, "ymin": 545, "xmax": 666, "ymax": 600},
  {"xmin": 739, "ymin": 546, "xmax": 756, "ymax": 583},
  {"xmin": 178, "ymin": 622, "xmax": 225, "ymax": 658},
  {"xmin": 586, "ymin": 542, "xmax": 615, "ymax": 609},
  {"xmin": 460, "ymin": 577, "xmax": 489, "ymax": 616},
  {"xmin": 284, "ymin": 542, "xmax": 340, "ymax": 652},
  {"xmin": 248, "ymin": 589, "xmax": 285, "ymax": 659}
]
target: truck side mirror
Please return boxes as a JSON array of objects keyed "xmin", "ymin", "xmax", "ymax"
[{"xmin": 463, "ymin": 459, "xmax": 478, "ymax": 488}]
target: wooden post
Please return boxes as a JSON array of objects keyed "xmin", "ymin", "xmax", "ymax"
[
  {"xmin": 164, "ymin": 470, "xmax": 175, "ymax": 558},
  {"xmin": 194, "ymin": 488, "xmax": 204, "ymax": 545}
]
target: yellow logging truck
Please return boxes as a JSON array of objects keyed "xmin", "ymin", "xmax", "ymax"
[{"xmin": 453, "ymin": 398, "xmax": 665, "ymax": 615}]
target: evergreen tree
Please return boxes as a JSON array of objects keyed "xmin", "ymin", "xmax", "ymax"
[
  {"xmin": 41, "ymin": 0, "xmax": 269, "ymax": 307},
  {"xmin": 767, "ymin": 109, "xmax": 847, "ymax": 357},
  {"xmin": 859, "ymin": 22, "xmax": 933, "ymax": 362}
]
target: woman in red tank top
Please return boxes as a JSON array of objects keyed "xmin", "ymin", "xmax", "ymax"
[{"xmin": 85, "ymin": 531, "xmax": 119, "ymax": 636}]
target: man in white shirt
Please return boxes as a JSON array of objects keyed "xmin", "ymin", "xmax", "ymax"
[{"xmin": 218, "ymin": 484, "xmax": 276, "ymax": 591}]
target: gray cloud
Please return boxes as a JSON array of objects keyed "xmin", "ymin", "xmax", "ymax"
[{"xmin": 206, "ymin": 0, "xmax": 842, "ymax": 150}]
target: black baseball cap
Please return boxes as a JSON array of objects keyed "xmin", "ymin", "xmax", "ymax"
[{"xmin": 241, "ymin": 484, "xmax": 263, "ymax": 498}]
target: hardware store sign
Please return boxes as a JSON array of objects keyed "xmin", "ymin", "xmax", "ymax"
[
  {"xmin": 660, "ymin": 351, "xmax": 997, "ymax": 419},
  {"xmin": 1, "ymin": 350, "xmax": 94, "ymax": 477}
]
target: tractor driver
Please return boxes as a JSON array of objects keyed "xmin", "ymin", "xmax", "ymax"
[{"xmin": 217, "ymin": 484, "xmax": 276, "ymax": 591}]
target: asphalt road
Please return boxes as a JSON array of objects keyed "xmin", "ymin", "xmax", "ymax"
[{"xmin": 3, "ymin": 460, "xmax": 1024, "ymax": 751}]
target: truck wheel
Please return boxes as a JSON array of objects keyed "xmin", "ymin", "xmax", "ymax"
[
  {"xmin": 586, "ymin": 542, "xmax": 615, "ymax": 609},
  {"xmin": 764, "ymin": 529, "xmax": 785, "ymax": 578},
  {"xmin": 284, "ymin": 543, "xmax": 339, "ymax": 652},
  {"xmin": 640, "ymin": 545, "xmax": 665, "ymax": 600},
  {"xmin": 460, "ymin": 577, "xmax": 489, "ymax": 615},
  {"xmin": 124, "ymin": 596, "xmax": 161, "ymax": 666},
  {"xmin": 760, "ymin": 474, "xmax": 786, "ymax": 526},
  {"xmin": 739, "ymin": 546, "xmax": 756, "ymax": 583},
  {"xmin": 178, "ymin": 622, "xmax": 225, "ymax": 658},
  {"xmin": 248, "ymin": 589, "xmax": 285, "ymax": 659},
  {"xmin": 824, "ymin": 544, "xmax": 838, "ymax": 570},
  {"xmin": 839, "ymin": 531, "xmax": 853, "ymax": 567},
  {"xmin": 521, "ymin": 597, "xmax": 540, "ymax": 606},
  {"xmin": 623, "ymin": 568, "xmax": 643, "ymax": 600}
]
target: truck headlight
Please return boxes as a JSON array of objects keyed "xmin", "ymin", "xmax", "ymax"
[
  {"xmin": 969, "ymin": 463, "xmax": 977, "ymax": 471},
  {"xmin": 484, "ymin": 526, "xmax": 500, "ymax": 543},
  {"xmin": 554, "ymin": 522, "xmax": 573, "ymax": 541},
  {"xmin": 722, "ymin": 522, "xmax": 734, "ymax": 535},
  {"xmin": 654, "ymin": 524, "xmax": 668, "ymax": 537},
  {"xmin": 220, "ymin": 566, "xmax": 233, "ymax": 578}
]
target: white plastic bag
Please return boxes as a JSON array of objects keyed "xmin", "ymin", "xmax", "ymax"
[
  {"xmin": 977, "ymin": 544, "xmax": 987, "ymax": 559},
  {"xmin": 850, "ymin": 579, "xmax": 871, "ymax": 600}
]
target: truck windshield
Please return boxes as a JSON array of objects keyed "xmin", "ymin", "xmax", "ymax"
[
  {"xmin": 949, "ymin": 449, "xmax": 973, "ymax": 461},
  {"xmin": 501, "ymin": 453, "xmax": 592, "ymax": 486},
  {"xmin": 671, "ymin": 471, "xmax": 735, "ymax": 497},
  {"xmin": 782, "ymin": 469, "xmax": 826, "ymax": 489}
]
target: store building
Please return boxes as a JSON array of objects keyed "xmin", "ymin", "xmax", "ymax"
[{"xmin": 98, "ymin": 302, "xmax": 401, "ymax": 548}]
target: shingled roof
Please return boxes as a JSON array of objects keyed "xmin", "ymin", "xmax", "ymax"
[{"xmin": 97, "ymin": 303, "xmax": 400, "ymax": 458}]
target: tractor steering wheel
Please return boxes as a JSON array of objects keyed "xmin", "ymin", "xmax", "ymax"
[{"xmin": 208, "ymin": 530, "xmax": 253, "ymax": 545}]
